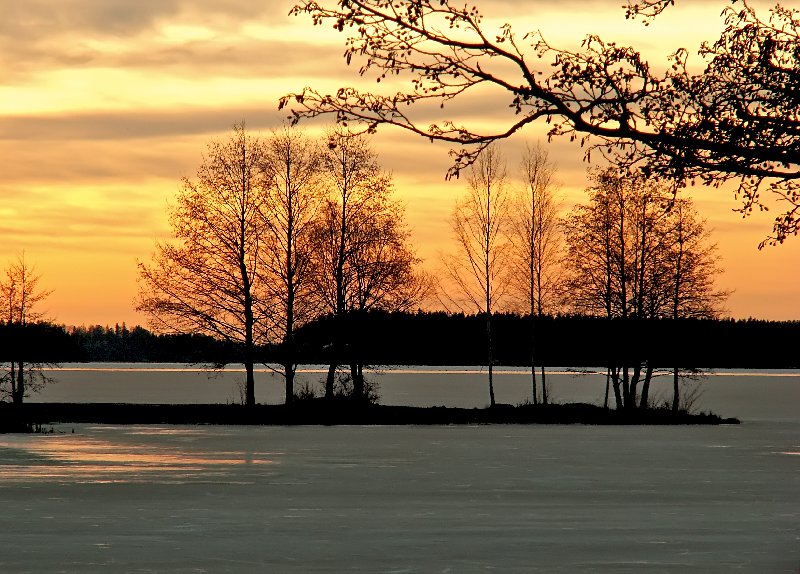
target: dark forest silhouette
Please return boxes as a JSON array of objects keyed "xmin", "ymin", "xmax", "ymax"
[
  {"xmin": 4, "ymin": 311, "xmax": 794, "ymax": 430},
  {"xmin": 63, "ymin": 313, "xmax": 800, "ymax": 369}
]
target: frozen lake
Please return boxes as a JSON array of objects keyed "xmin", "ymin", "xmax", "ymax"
[
  {"xmin": 2, "ymin": 365, "xmax": 799, "ymax": 572},
  {"xmin": 30, "ymin": 363, "xmax": 800, "ymax": 422}
]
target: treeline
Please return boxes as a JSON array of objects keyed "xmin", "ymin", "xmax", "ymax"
[
  {"xmin": 61, "ymin": 313, "xmax": 800, "ymax": 368},
  {"xmin": 66, "ymin": 324, "xmax": 238, "ymax": 364}
]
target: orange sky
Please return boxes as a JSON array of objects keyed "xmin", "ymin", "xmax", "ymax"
[{"xmin": 1, "ymin": 0, "xmax": 798, "ymax": 326}]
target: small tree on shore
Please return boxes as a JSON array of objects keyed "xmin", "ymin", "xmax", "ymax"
[
  {"xmin": 508, "ymin": 142, "xmax": 562, "ymax": 405},
  {"xmin": 137, "ymin": 123, "xmax": 271, "ymax": 406},
  {"xmin": 441, "ymin": 145, "xmax": 511, "ymax": 407},
  {"xmin": 262, "ymin": 126, "xmax": 323, "ymax": 404},
  {"xmin": 311, "ymin": 129, "xmax": 424, "ymax": 400},
  {"xmin": 0, "ymin": 253, "xmax": 53, "ymax": 404},
  {"xmin": 664, "ymin": 199, "xmax": 729, "ymax": 411},
  {"xmin": 562, "ymin": 169, "xmax": 728, "ymax": 410}
]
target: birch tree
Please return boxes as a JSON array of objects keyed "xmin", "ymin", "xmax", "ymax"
[
  {"xmin": 508, "ymin": 142, "xmax": 562, "ymax": 405},
  {"xmin": 0, "ymin": 253, "xmax": 52, "ymax": 405},
  {"xmin": 441, "ymin": 145, "xmax": 510, "ymax": 407},
  {"xmin": 562, "ymin": 169, "xmax": 728, "ymax": 410}
]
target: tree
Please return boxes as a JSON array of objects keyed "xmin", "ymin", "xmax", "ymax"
[
  {"xmin": 664, "ymin": 198, "xmax": 729, "ymax": 411},
  {"xmin": 311, "ymin": 129, "xmax": 424, "ymax": 400},
  {"xmin": 0, "ymin": 253, "xmax": 53, "ymax": 405},
  {"xmin": 282, "ymin": 0, "xmax": 800, "ymax": 245},
  {"xmin": 262, "ymin": 126, "xmax": 323, "ymax": 404},
  {"xmin": 137, "ymin": 124, "xmax": 271, "ymax": 406},
  {"xmin": 561, "ymin": 169, "xmax": 728, "ymax": 410},
  {"xmin": 508, "ymin": 142, "xmax": 562, "ymax": 405},
  {"xmin": 441, "ymin": 145, "xmax": 510, "ymax": 407}
]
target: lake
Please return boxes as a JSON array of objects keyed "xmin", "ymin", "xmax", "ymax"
[
  {"xmin": 2, "ymin": 364, "xmax": 799, "ymax": 572},
  {"xmin": 29, "ymin": 363, "xmax": 800, "ymax": 422}
]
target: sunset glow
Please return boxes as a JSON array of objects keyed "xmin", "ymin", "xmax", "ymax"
[{"xmin": 1, "ymin": 0, "xmax": 798, "ymax": 326}]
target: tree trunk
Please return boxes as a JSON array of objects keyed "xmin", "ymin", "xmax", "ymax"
[
  {"xmin": 672, "ymin": 366, "xmax": 680, "ymax": 413},
  {"xmin": 639, "ymin": 362, "xmax": 654, "ymax": 410},
  {"xmin": 283, "ymin": 307, "xmax": 295, "ymax": 405},
  {"xmin": 244, "ymin": 356, "xmax": 256, "ymax": 406},
  {"xmin": 540, "ymin": 365, "xmax": 548, "ymax": 405},
  {"xmin": 530, "ymin": 309, "xmax": 537, "ymax": 407},
  {"xmin": 612, "ymin": 368, "xmax": 623, "ymax": 410},
  {"xmin": 12, "ymin": 361, "xmax": 24, "ymax": 405},
  {"xmin": 242, "ymin": 304, "xmax": 256, "ymax": 405},
  {"xmin": 351, "ymin": 363, "xmax": 365, "ymax": 400},
  {"xmin": 283, "ymin": 319, "xmax": 295, "ymax": 404},
  {"xmin": 285, "ymin": 172, "xmax": 296, "ymax": 405},
  {"xmin": 622, "ymin": 367, "xmax": 631, "ymax": 410},
  {"xmin": 604, "ymin": 367, "xmax": 610, "ymax": 409},
  {"xmin": 486, "ymin": 312, "xmax": 495, "ymax": 407},
  {"xmin": 284, "ymin": 361, "xmax": 294, "ymax": 405},
  {"xmin": 629, "ymin": 364, "xmax": 641, "ymax": 410},
  {"xmin": 325, "ymin": 363, "xmax": 336, "ymax": 399}
]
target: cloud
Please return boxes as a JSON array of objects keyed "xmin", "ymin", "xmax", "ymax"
[
  {"xmin": 0, "ymin": 0, "xmax": 297, "ymax": 81},
  {"xmin": 0, "ymin": 0, "xmax": 285, "ymax": 39},
  {"xmin": 0, "ymin": 138, "xmax": 203, "ymax": 186},
  {"xmin": 0, "ymin": 108, "xmax": 286, "ymax": 142}
]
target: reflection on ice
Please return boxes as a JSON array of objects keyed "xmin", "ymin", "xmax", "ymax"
[{"xmin": 0, "ymin": 433, "xmax": 275, "ymax": 483}]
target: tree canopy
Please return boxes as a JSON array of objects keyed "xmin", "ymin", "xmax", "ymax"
[
  {"xmin": 281, "ymin": 0, "xmax": 800, "ymax": 245},
  {"xmin": 137, "ymin": 124, "xmax": 272, "ymax": 405}
]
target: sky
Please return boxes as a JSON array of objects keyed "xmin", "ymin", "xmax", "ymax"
[{"xmin": 1, "ymin": 0, "xmax": 798, "ymax": 327}]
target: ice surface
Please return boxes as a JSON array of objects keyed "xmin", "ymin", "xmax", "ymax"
[
  {"xmin": 35, "ymin": 365, "xmax": 800, "ymax": 423},
  {"xmin": 7, "ymin": 366, "xmax": 800, "ymax": 571},
  {"xmin": 0, "ymin": 423, "xmax": 798, "ymax": 573}
]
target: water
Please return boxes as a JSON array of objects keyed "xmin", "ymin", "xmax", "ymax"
[{"xmin": 2, "ymin": 365, "xmax": 799, "ymax": 572}]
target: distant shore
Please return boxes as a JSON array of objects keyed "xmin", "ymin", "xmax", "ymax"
[{"xmin": 1, "ymin": 401, "xmax": 739, "ymax": 431}]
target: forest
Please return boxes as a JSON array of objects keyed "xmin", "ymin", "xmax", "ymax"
[{"xmin": 16, "ymin": 314, "xmax": 796, "ymax": 369}]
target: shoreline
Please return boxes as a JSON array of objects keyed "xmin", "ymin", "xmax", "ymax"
[{"xmin": 1, "ymin": 402, "xmax": 740, "ymax": 430}]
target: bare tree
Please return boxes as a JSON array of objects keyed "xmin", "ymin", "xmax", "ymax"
[
  {"xmin": 441, "ymin": 145, "xmax": 510, "ymax": 407},
  {"xmin": 508, "ymin": 142, "xmax": 562, "ymax": 405},
  {"xmin": 343, "ymin": 198, "xmax": 426, "ymax": 398},
  {"xmin": 137, "ymin": 123, "xmax": 271, "ymax": 406},
  {"xmin": 0, "ymin": 253, "xmax": 53, "ymax": 405},
  {"xmin": 562, "ymin": 169, "xmax": 728, "ymax": 410},
  {"xmin": 282, "ymin": 0, "xmax": 800, "ymax": 245},
  {"xmin": 663, "ymin": 199, "xmax": 729, "ymax": 411},
  {"xmin": 564, "ymin": 170, "xmax": 668, "ymax": 409},
  {"xmin": 262, "ymin": 126, "xmax": 323, "ymax": 404},
  {"xmin": 311, "ymin": 129, "xmax": 424, "ymax": 400}
]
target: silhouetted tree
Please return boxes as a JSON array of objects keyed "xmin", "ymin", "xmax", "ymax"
[
  {"xmin": 137, "ymin": 123, "xmax": 271, "ymax": 406},
  {"xmin": 508, "ymin": 142, "xmax": 562, "ymax": 405},
  {"xmin": 262, "ymin": 126, "xmax": 323, "ymax": 404},
  {"xmin": 0, "ymin": 253, "xmax": 53, "ymax": 404},
  {"xmin": 663, "ymin": 199, "xmax": 729, "ymax": 411},
  {"xmin": 311, "ymin": 129, "xmax": 424, "ymax": 400},
  {"xmin": 282, "ymin": 0, "xmax": 800, "ymax": 245},
  {"xmin": 562, "ymin": 169, "xmax": 728, "ymax": 410},
  {"xmin": 441, "ymin": 145, "xmax": 510, "ymax": 406}
]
